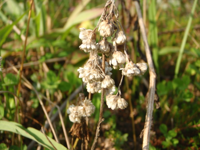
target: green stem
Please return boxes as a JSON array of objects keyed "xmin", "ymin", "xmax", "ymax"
[{"xmin": 175, "ymin": 0, "xmax": 198, "ymax": 78}]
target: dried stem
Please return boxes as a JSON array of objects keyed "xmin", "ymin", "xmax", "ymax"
[
  {"xmin": 91, "ymin": 54, "xmax": 105, "ymax": 150},
  {"xmin": 134, "ymin": 1, "xmax": 157, "ymax": 149},
  {"xmin": 17, "ymin": 0, "xmax": 34, "ymax": 96}
]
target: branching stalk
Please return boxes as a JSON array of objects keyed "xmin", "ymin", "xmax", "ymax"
[{"xmin": 134, "ymin": 1, "xmax": 157, "ymax": 149}]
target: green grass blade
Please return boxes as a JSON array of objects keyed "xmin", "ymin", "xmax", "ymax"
[
  {"xmin": 0, "ymin": 12, "xmax": 27, "ymax": 48},
  {"xmin": 148, "ymin": 0, "xmax": 159, "ymax": 71},
  {"xmin": 175, "ymin": 0, "xmax": 198, "ymax": 77},
  {"xmin": 0, "ymin": 120, "xmax": 68, "ymax": 150}
]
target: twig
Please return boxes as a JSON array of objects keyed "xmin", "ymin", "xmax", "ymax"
[
  {"xmin": 17, "ymin": 0, "xmax": 34, "ymax": 96},
  {"xmin": 91, "ymin": 54, "xmax": 105, "ymax": 150},
  {"xmin": 133, "ymin": 1, "xmax": 157, "ymax": 149}
]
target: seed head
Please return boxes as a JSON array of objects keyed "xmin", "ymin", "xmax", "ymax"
[
  {"xmin": 101, "ymin": 75, "xmax": 115, "ymax": 89},
  {"xmin": 109, "ymin": 51, "xmax": 126, "ymax": 69},
  {"xmin": 106, "ymin": 94, "xmax": 128, "ymax": 110},
  {"xmin": 98, "ymin": 20, "xmax": 114, "ymax": 37},
  {"xmin": 98, "ymin": 38, "xmax": 110, "ymax": 53},
  {"xmin": 86, "ymin": 82, "xmax": 101, "ymax": 93},
  {"xmin": 115, "ymin": 30, "xmax": 126, "ymax": 45},
  {"xmin": 79, "ymin": 28, "xmax": 95, "ymax": 41},
  {"xmin": 79, "ymin": 39, "xmax": 98, "ymax": 53},
  {"xmin": 79, "ymin": 99, "xmax": 95, "ymax": 117}
]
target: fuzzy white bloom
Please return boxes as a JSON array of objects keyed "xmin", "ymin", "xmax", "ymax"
[
  {"xmin": 79, "ymin": 39, "xmax": 98, "ymax": 53},
  {"xmin": 106, "ymin": 94, "xmax": 118, "ymax": 110},
  {"xmin": 79, "ymin": 99, "xmax": 95, "ymax": 117},
  {"xmin": 67, "ymin": 105, "xmax": 82, "ymax": 123},
  {"xmin": 117, "ymin": 98, "xmax": 128, "ymax": 109},
  {"xmin": 109, "ymin": 51, "xmax": 126, "ymax": 69},
  {"xmin": 115, "ymin": 30, "xmax": 126, "ymax": 45},
  {"xmin": 101, "ymin": 75, "xmax": 115, "ymax": 89},
  {"xmin": 136, "ymin": 63, "xmax": 148, "ymax": 74},
  {"xmin": 79, "ymin": 28, "xmax": 95, "ymax": 41},
  {"xmin": 98, "ymin": 38, "xmax": 110, "ymax": 53},
  {"xmin": 121, "ymin": 61, "xmax": 148, "ymax": 77},
  {"xmin": 106, "ymin": 94, "xmax": 128, "ymax": 110},
  {"xmin": 86, "ymin": 82, "xmax": 101, "ymax": 93},
  {"xmin": 98, "ymin": 20, "xmax": 114, "ymax": 37},
  {"xmin": 105, "ymin": 85, "xmax": 116, "ymax": 96}
]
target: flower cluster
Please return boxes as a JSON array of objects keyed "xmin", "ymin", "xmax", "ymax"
[
  {"xmin": 67, "ymin": 98, "xmax": 95, "ymax": 123},
  {"xmin": 68, "ymin": 1, "xmax": 148, "ymax": 124}
]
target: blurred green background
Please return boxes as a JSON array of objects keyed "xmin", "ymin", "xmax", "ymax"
[{"xmin": 0, "ymin": 0, "xmax": 200, "ymax": 149}]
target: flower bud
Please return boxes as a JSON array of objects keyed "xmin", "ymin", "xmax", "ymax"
[
  {"xmin": 115, "ymin": 30, "xmax": 126, "ymax": 45},
  {"xmin": 98, "ymin": 20, "xmax": 114, "ymax": 37}
]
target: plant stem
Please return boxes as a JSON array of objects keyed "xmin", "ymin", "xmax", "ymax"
[
  {"xmin": 134, "ymin": 1, "xmax": 157, "ymax": 149},
  {"xmin": 17, "ymin": 0, "xmax": 33, "ymax": 96},
  {"xmin": 91, "ymin": 54, "xmax": 105, "ymax": 150}
]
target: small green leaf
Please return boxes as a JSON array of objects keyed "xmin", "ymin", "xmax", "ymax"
[
  {"xmin": 159, "ymin": 124, "xmax": 168, "ymax": 134},
  {"xmin": 168, "ymin": 129, "xmax": 177, "ymax": 138},
  {"xmin": 58, "ymin": 82, "xmax": 71, "ymax": 92},
  {"xmin": 172, "ymin": 138, "xmax": 179, "ymax": 146},
  {"xmin": 162, "ymin": 141, "xmax": 171, "ymax": 148},
  {"xmin": 0, "ymin": 143, "xmax": 8, "ymax": 150},
  {"xmin": 0, "ymin": 104, "xmax": 4, "ymax": 119},
  {"xmin": 9, "ymin": 145, "xmax": 21, "ymax": 150},
  {"xmin": 3, "ymin": 73, "xmax": 18, "ymax": 86}
]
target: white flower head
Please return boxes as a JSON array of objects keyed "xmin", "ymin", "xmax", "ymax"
[
  {"xmin": 109, "ymin": 51, "xmax": 126, "ymax": 69},
  {"xmin": 98, "ymin": 20, "xmax": 114, "ymax": 37},
  {"xmin": 101, "ymin": 75, "xmax": 115, "ymax": 89},
  {"xmin": 106, "ymin": 94, "xmax": 128, "ymax": 110},
  {"xmin": 98, "ymin": 38, "xmax": 110, "ymax": 53},
  {"xmin": 115, "ymin": 30, "xmax": 126, "ymax": 45},
  {"xmin": 79, "ymin": 28, "xmax": 95, "ymax": 41},
  {"xmin": 86, "ymin": 82, "xmax": 101, "ymax": 93},
  {"xmin": 79, "ymin": 99, "xmax": 95, "ymax": 117},
  {"xmin": 120, "ymin": 61, "xmax": 147, "ymax": 77}
]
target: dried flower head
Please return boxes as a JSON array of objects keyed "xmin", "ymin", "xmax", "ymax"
[
  {"xmin": 98, "ymin": 20, "xmax": 114, "ymax": 37},
  {"xmin": 136, "ymin": 63, "xmax": 148, "ymax": 74},
  {"xmin": 79, "ymin": 39, "xmax": 98, "ymax": 53},
  {"xmin": 106, "ymin": 94, "xmax": 118, "ymax": 110},
  {"xmin": 79, "ymin": 99, "xmax": 95, "ymax": 117},
  {"xmin": 121, "ymin": 61, "xmax": 148, "ymax": 77},
  {"xmin": 115, "ymin": 30, "xmax": 126, "ymax": 45},
  {"xmin": 117, "ymin": 97, "xmax": 128, "ymax": 109},
  {"xmin": 109, "ymin": 51, "xmax": 126, "ymax": 69},
  {"xmin": 120, "ymin": 61, "xmax": 140, "ymax": 77},
  {"xmin": 79, "ymin": 28, "xmax": 95, "ymax": 41},
  {"xmin": 98, "ymin": 38, "xmax": 110, "ymax": 53},
  {"xmin": 86, "ymin": 82, "xmax": 101, "ymax": 93},
  {"xmin": 67, "ymin": 105, "xmax": 82, "ymax": 123},
  {"xmin": 105, "ymin": 85, "xmax": 116, "ymax": 96},
  {"xmin": 101, "ymin": 75, "xmax": 115, "ymax": 89},
  {"xmin": 106, "ymin": 94, "xmax": 128, "ymax": 110}
]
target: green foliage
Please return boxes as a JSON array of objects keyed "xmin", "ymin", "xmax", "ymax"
[
  {"xmin": 0, "ymin": 121, "xmax": 68, "ymax": 150},
  {"xmin": 159, "ymin": 124, "xmax": 179, "ymax": 148}
]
